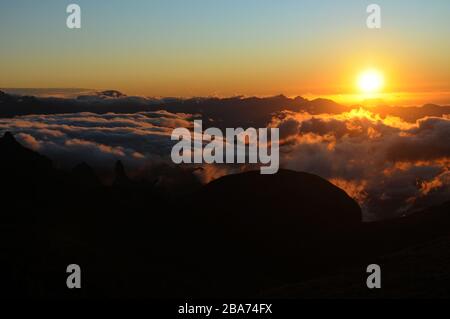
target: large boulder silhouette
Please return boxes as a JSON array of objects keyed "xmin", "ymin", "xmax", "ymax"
[
  {"xmin": 196, "ymin": 169, "xmax": 361, "ymax": 228},
  {"xmin": 188, "ymin": 170, "xmax": 362, "ymax": 257}
]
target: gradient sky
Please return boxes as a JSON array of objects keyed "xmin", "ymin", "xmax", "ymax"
[{"xmin": 1, "ymin": 0, "xmax": 449, "ymax": 103}]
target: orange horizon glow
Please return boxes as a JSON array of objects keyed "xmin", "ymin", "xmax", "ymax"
[{"xmin": 1, "ymin": 2, "xmax": 449, "ymax": 106}]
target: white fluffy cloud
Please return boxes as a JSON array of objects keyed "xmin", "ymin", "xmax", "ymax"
[
  {"xmin": 270, "ymin": 109, "xmax": 450, "ymax": 220},
  {"xmin": 1, "ymin": 107, "xmax": 449, "ymax": 221},
  {"xmin": 0, "ymin": 111, "xmax": 195, "ymax": 172}
]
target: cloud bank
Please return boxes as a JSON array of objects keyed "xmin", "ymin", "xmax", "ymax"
[
  {"xmin": 0, "ymin": 111, "xmax": 195, "ymax": 175},
  {"xmin": 270, "ymin": 109, "xmax": 450, "ymax": 220},
  {"xmin": 1, "ymin": 106, "xmax": 450, "ymax": 221}
]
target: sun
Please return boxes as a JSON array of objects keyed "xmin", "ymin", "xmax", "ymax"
[{"xmin": 357, "ymin": 69, "xmax": 384, "ymax": 94}]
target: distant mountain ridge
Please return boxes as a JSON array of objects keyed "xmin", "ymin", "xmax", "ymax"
[{"xmin": 1, "ymin": 90, "xmax": 449, "ymax": 129}]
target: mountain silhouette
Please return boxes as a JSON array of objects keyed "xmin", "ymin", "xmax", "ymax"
[
  {"xmin": 0, "ymin": 90, "xmax": 9, "ymax": 101},
  {"xmin": 2, "ymin": 90, "xmax": 450, "ymax": 129},
  {"xmin": 265, "ymin": 200, "xmax": 450, "ymax": 298},
  {"xmin": 1, "ymin": 133, "xmax": 450, "ymax": 298},
  {"xmin": 0, "ymin": 132, "xmax": 56, "ymax": 221},
  {"xmin": 0, "ymin": 90, "xmax": 14, "ymax": 104},
  {"xmin": 194, "ymin": 169, "xmax": 361, "ymax": 230},
  {"xmin": 0, "ymin": 131, "xmax": 52, "ymax": 170}
]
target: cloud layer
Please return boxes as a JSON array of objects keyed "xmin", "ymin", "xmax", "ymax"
[
  {"xmin": 0, "ymin": 111, "xmax": 195, "ymax": 175},
  {"xmin": 270, "ymin": 109, "xmax": 450, "ymax": 220},
  {"xmin": 1, "ymin": 106, "xmax": 450, "ymax": 221}
]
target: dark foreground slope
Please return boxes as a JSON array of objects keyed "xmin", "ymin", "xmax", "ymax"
[
  {"xmin": 1, "ymin": 132, "xmax": 450, "ymax": 298},
  {"xmin": 266, "ymin": 202, "xmax": 450, "ymax": 299}
]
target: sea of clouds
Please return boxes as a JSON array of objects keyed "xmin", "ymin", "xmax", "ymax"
[{"xmin": 1, "ymin": 107, "xmax": 449, "ymax": 221}]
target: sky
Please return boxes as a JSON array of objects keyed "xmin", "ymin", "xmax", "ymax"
[{"xmin": 1, "ymin": 0, "xmax": 449, "ymax": 104}]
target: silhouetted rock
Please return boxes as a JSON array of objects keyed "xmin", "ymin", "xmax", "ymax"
[
  {"xmin": 1, "ymin": 131, "xmax": 16, "ymax": 143},
  {"xmin": 113, "ymin": 160, "xmax": 132, "ymax": 187},
  {"xmin": 71, "ymin": 162, "xmax": 102, "ymax": 188},
  {"xmin": 196, "ymin": 169, "xmax": 361, "ymax": 229},
  {"xmin": 186, "ymin": 170, "xmax": 362, "ymax": 262},
  {"xmin": 0, "ymin": 131, "xmax": 52, "ymax": 171}
]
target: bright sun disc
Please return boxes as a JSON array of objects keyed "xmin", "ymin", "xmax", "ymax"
[{"xmin": 358, "ymin": 70, "xmax": 384, "ymax": 93}]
